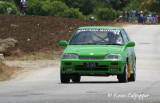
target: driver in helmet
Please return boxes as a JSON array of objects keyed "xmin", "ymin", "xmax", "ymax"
[{"xmin": 107, "ymin": 31, "xmax": 117, "ymax": 44}]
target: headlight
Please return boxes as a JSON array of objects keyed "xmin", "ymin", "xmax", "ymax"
[
  {"xmin": 62, "ymin": 54, "xmax": 78, "ymax": 59},
  {"xmin": 104, "ymin": 54, "xmax": 123, "ymax": 59}
]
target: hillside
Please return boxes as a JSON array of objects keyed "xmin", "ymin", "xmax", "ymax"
[
  {"xmin": 0, "ymin": 14, "xmax": 127, "ymax": 54},
  {"xmin": 0, "ymin": 14, "xmax": 130, "ymax": 81}
]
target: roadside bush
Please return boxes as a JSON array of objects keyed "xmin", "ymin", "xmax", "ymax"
[
  {"xmin": 62, "ymin": 8, "xmax": 85, "ymax": 19},
  {"xmin": 26, "ymin": 0, "xmax": 68, "ymax": 16},
  {"xmin": 40, "ymin": 1, "xmax": 52, "ymax": 16},
  {"xmin": 0, "ymin": 2, "xmax": 19, "ymax": 14},
  {"xmin": 116, "ymin": 10, "xmax": 122, "ymax": 18},
  {"xmin": 97, "ymin": 8, "xmax": 118, "ymax": 21},
  {"xmin": 0, "ymin": 0, "xmax": 15, "ymax": 4},
  {"xmin": 48, "ymin": 1, "xmax": 69, "ymax": 17},
  {"xmin": 26, "ymin": 0, "xmax": 43, "ymax": 15},
  {"xmin": 26, "ymin": 0, "xmax": 85, "ymax": 19},
  {"xmin": 60, "ymin": 0, "xmax": 95, "ymax": 15}
]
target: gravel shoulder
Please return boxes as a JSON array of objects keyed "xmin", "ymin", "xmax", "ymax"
[
  {"xmin": 4, "ymin": 59, "xmax": 59, "ymax": 81},
  {"xmin": 5, "ymin": 60, "xmax": 56, "ymax": 70}
]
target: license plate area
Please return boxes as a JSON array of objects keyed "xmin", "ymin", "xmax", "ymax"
[{"xmin": 84, "ymin": 62, "xmax": 98, "ymax": 68}]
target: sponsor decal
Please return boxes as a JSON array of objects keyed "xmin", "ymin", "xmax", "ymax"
[{"xmin": 77, "ymin": 29, "xmax": 120, "ymax": 35}]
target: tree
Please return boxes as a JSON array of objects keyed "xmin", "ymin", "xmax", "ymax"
[
  {"xmin": 97, "ymin": 8, "xmax": 118, "ymax": 21},
  {"xmin": 60, "ymin": 0, "xmax": 95, "ymax": 15},
  {"xmin": 125, "ymin": 0, "xmax": 142, "ymax": 11},
  {"xmin": 141, "ymin": 0, "xmax": 160, "ymax": 13},
  {"xmin": 106, "ymin": 0, "xmax": 131, "ymax": 10},
  {"xmin": 0, "ymin": 1, "xmax": 19, "ymax": 14},
  {"xmin": 62, "ymin": 8, "xmax": 85, "ymax": 19}
]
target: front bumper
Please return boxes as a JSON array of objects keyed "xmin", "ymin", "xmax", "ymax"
[{"xmin": 61, "ymin": 59, "xmax": 126, "ymax": 75}]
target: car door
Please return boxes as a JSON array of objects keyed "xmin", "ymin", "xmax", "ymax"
[
  {"xmin": 121, "ymin": 29, "xmax": 133, "ymax": 67},
  {"xmin": 123, "ymin": 29, "xmax": 135, "ymax": 70}
]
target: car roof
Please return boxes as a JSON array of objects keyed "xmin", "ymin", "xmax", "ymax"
[{"xmin": 78, "ymin": 26, "xmax": 123, "ymax": 30}]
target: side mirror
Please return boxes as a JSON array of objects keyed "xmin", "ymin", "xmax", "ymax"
[
  {"xmin": 126, "ymin": 41, "xmax": 135, "ymax": 47},
  {"xmin": 59, "ymin": 40, "xmax": 68, "ymax": 46}
]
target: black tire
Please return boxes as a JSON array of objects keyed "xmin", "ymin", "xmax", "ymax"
[
  {"xmin": 60, "ymin": 71, "xmax": 70, "ymax": 83},
  {"xmin": 117, "ymin": 63, "xmax": 128, "ymax": 83},
  {"xmin": 128, "ymin": 62, "xmax": 136, "ymax": 81},
  {"xmin": 71, "ymin": 74, "xmax": 81, "ymax": 83}
]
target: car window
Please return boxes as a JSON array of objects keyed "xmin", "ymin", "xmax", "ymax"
[
  {"xmin": 123, "ymin": 29, "xmax": 131, "ymax": 41},
  {"xmin": 121, "ymin": 29, "xmax": 129, "ymax": 43},
  {"xmin": 69, "ymin": 29, "xmax": 124, "ymax": 45}
]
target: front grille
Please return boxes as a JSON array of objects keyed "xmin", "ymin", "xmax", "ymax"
[
  {"xmin": 79, "ymin": 56, "xmax": 104, "ymax": 59},
  {"xmin": 75, "ymin": 65, "xmax": 108, "ymax": 71}
]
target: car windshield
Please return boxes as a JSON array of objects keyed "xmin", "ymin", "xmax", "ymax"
[{"xmin": 69, "ymin": 29, "xmax": 124, "ymax": 45}]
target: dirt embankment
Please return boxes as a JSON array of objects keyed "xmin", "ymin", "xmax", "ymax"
[
  {"xmin": 0, "ymin": 60, "xmax": 21, "ymax": 81},
  {"xmin": 0, "ymin": 14, "xmax": 128, "ymax": 54},
  {"xmin": 0, "ymin": 14, "xmax": 131, "ymax": 81}
]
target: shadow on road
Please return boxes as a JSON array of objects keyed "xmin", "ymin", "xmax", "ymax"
[
  {"xmin": 61, "ymin": 81, "xmax": 120, "ymax": 84},
  {"xmin": 59, "ymin": 81, "xmax": 136, "ymax": 84},
  {"xmin": 79, "ymin": 81, "xmax": 119, "ymax": 84}
]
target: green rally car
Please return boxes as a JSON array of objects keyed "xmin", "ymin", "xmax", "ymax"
[{"xmin": 59, "ymin": 26, "xmax": 136, "ymax": 83}]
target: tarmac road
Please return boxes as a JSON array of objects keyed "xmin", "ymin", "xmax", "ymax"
[{"xmin": 0, "ymin": 25, "xmax": 160, "ymax": 103}]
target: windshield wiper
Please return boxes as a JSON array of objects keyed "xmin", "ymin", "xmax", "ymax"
[
  {"xmin": 70, "ymin": 43, "xmax": 96, "ymax": 45},
  {"xmin": 106, "ymin": 43, "xmax": 123, "ymax": 45},
  {"xmin": 84, "ymin": 43, "xmax": 96, "ymax": 45},
  {"xmin": 69, "ymin": 43, "xmax": 79, "ymax": 45},
  {"xmin": 71, "ymin": 43, "xmax": 122, "ymax": 45}
]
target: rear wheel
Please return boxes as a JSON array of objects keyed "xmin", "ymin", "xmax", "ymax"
[
  {"xmin": 71, "ymin": 74, "xmax": 81, "ymax": 83},
  {"xmin": 60, "ymin": 71, "xmax": 70, "ymax": 83},
  {"xmin": 117, "ymin": 63, "xmax": 128, "ymax": 83},
  {"xmin": 128, "ymin": 62, "xmax": 136, "ymax": 81}
]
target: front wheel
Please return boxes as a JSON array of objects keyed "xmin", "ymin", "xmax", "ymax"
[
  {"xmin": 71, "ymin": 74, "xmax": 81, "ymax": 83},
  {"xmin": 117, "ymin": 63, "xmax": 128, "ymax": 83},
  {"xmin": 60, "ymin": 71, "xmax": 70, "ymax": 83},
  {"xmin": 128, "ymin": 62, "xmax": 136, "ymax": 81}
]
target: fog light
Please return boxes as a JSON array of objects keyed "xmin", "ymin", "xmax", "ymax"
[
  {"xmin": 110, "ymin": 68, "xmax": 118, "ymax": 72},
  {"xmin": 66, "ymin": 68, "xmax": 72, "ymax": 71}
]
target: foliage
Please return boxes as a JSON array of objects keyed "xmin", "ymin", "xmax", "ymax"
[
  {"xmin": 60, "ymin": 0, "xmax": 96, "ymax": 15},
  {"xmin": 26, "ymin": 0, "xmax": 84, "ymax": 19},
  {"xmin": 125, "ymin": 0, "xmax": 143, "ymax": 12},
  {"xmin": 26, "ymin": 0, "xmax": 42, "ymax": 15},
  {"xmin": 1, "ymin": 0, "xmax": 160, "ymax": 20},
  {"xmin": 48, "ymin": 1, "xmax": 69, "ymax": 17},
  {"xmin": 105, "ymin": 0, "xmax": 131, "ymax": 10},
  {"xmin": 62, "ymin": 8, "xmax": 85, "ymax": 19},
  {"xmin": 0, "ymin": 1, "xmax": 19, "ymax": 14},
  {"xmin": 14, "ymin": 0, "xmax": 21, "ymax": 6},
  {"xmin": 141, "ymin": 0, "xmax": 160, "ymax": 13},
  {"xmin": 0, "ymin": 0, "xmax": 15, "ymax": 4},
  {"xmin": 97, "ymin": 8, "xmax": 119, "ymax": 21}
]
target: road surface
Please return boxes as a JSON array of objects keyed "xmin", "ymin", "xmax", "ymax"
[{"xmin": 0, "ymin": 25, "xmax": 160, "ymax": 103}]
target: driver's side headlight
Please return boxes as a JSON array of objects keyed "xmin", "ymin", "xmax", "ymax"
[
  {"xmin": 62, "ymin": 54, "xmax": 78, "ymax": 59},
  {"xmin": 104, "ymin": 54, "xmax": 123, "ymax": 59}
]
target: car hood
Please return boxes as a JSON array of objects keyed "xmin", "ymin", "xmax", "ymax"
[{"xmin": 65, "ymin": 45, "xmax": 123, "ymax": 57}]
